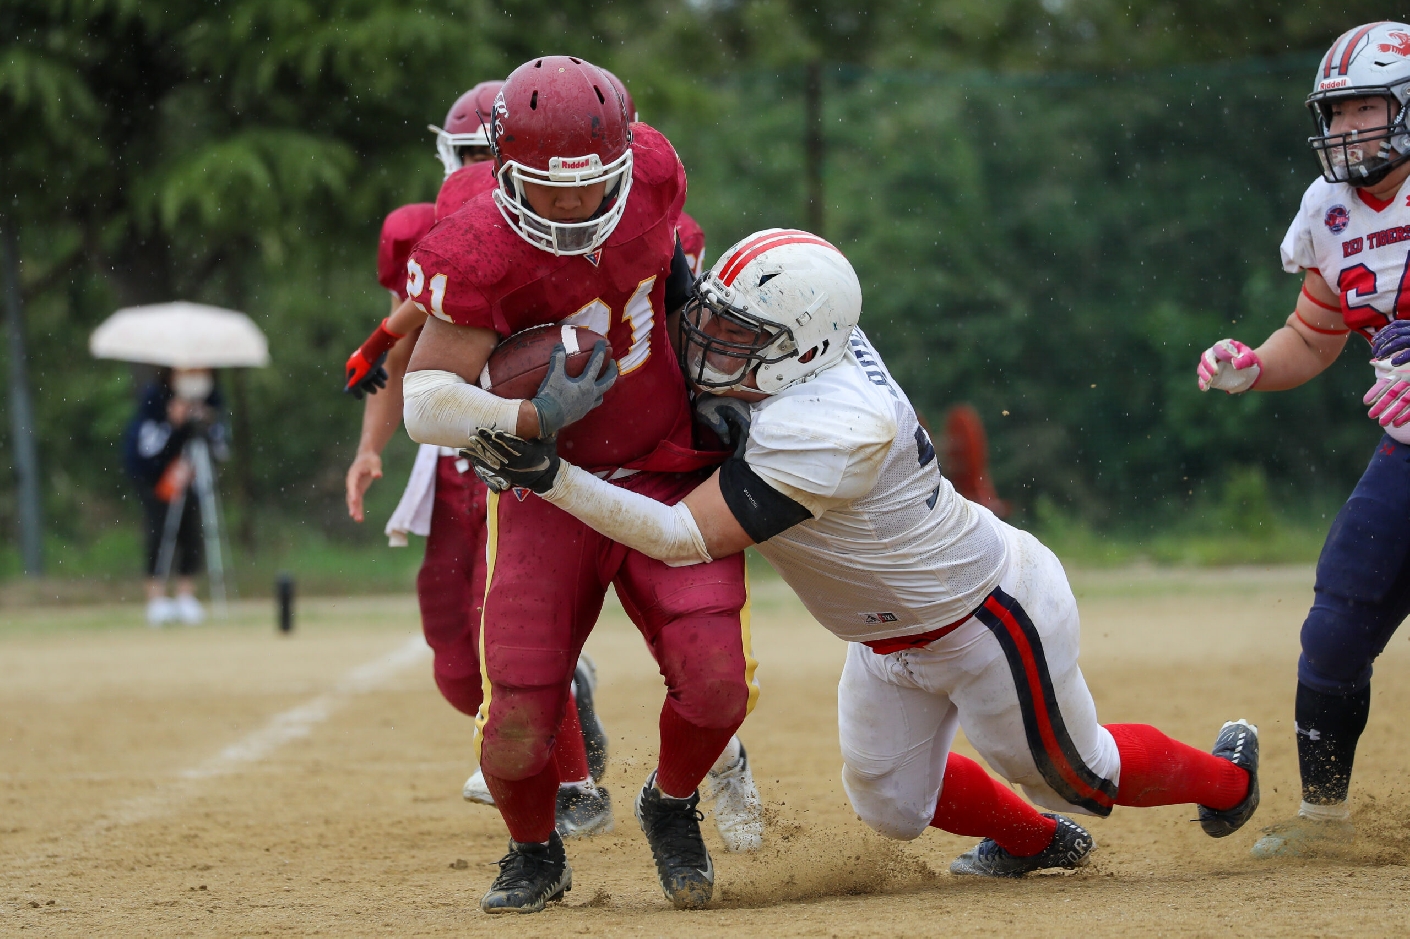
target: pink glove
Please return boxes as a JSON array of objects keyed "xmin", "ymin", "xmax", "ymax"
[
  {"xmin": 1365, "ymin": 373, "xmax": 1410, "ymax": 428},
  {"xmin": 1197, "ymin": 339, "xmax": 1262, "ymax": 394}
]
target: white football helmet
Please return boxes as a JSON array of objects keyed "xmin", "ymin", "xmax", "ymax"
[
  {"xmin": 429, "ymin": 81, "xmax": 502, "ymax": 178},
  {"xmin": 680, "ymin": 229, "xmax": 861, "ymax": 395},
  {"xmin": 1308, "ymin": 22, "xmax": 1410, "ymax": 186}
]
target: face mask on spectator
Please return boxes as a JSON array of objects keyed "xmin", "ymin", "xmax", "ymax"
[{"xmin": 173, "ymin": 371, "xmax": 213, "ymax": 401}]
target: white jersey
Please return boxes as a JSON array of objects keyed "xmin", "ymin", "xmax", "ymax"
[
  {"xmin": 1282, "ymin": 175, "xmax": 1410, "ymax": 443},
  {"xmin": 743, "ymin": 329, "xmax": 1007, "ymax": 643}
]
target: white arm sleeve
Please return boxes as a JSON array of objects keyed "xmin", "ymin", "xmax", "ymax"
[
  {"xmin": 402, "ymin": 369, "xmax": 522, "ymax": 449},
  {"xmin": 539, "ymin": 463, "xmax": 713, "ymax": 567}
]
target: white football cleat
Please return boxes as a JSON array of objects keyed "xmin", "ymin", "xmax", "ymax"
[
  {"xmin": 463, "ymin": 768, "xmax": 496, "ymax": 805},
  {"xmin": 174, "ymin": 594, "xmax": 205, "ymax": 625},
  {"xmin": 700, "ymin": 742, "xmax": 763, "ymax": 853},
  {"xmin": 146, "ymin": 596, "xmax": 177, "ymax": 627}
]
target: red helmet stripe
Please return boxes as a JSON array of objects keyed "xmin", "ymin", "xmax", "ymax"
[
  {"xmin": 1323, "ymin": 30, "xmax": 1352, "ymax": 78},
  {"xmin": 718, "ymin": 231, "xmax": 840, "ymax": 286},
  {"xmin": 717, "ymin": 230, "xmax": 812, "ymax": 283},
  {"xmin": 1338, "ymin": 22, "xmax": 1388, "ymax": 75}
]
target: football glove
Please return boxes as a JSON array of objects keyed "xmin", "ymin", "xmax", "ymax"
[
  {"xmin": 460, "ymin": 429, "xmax": 561, "ymax": 494},
  {"xmin": 531, "ymin": 341, "xmax": 617, "ymax": 437},
  {"xmin": 694, "ymin": 394, "xmax": 752, "ymax": 457},
  {"xmin": 1370, "ymin": 319, "xmax": 1410, "ymax": 368},
  {"xmin": 1197, "ymin": 339, "xmax": 1262, "ymax": 394},
  {"xmin": 344, "ymin": 319, "xmax": 404, "ymax": 399}
]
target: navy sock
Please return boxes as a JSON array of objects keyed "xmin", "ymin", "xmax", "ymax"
[{"xmin": 1295, "ymin": 680, "xmax": 1371, "ymax": 805}]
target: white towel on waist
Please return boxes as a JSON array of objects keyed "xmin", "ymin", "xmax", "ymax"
[{"xmin": 385, "ymin": 444, "xmax": 452, "ymax": 546}]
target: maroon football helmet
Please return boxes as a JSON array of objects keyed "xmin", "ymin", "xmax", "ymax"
[
  {"xmin": 430, "ymin": 80, "xmax": 503, "ymax": 177},
  {"xmin": 598, "ymin": 67, "xmax": 638, "ymax": 122},
  {"xmin": 490, "ymin": 56, "xmax": 634, "ymax": 256}
]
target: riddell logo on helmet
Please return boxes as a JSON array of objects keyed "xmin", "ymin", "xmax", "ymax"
[
  {"xmin": 548, "ymin": 154, "xmax": 603, "ymax": 180},
  {"xmin": 1378, "ymin": 31, "xmax": 1410, "ymax": 57},
  {"xmin": 1319, "ymin": 78, "xmax": 1349, "ymax": 90}
]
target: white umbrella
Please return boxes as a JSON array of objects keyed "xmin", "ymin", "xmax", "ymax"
[{"xmin": 89, "ymin": 301, "xmax": 269, "ymax": 368}]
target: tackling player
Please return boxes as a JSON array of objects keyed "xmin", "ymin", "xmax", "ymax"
[
  {"xmin": 465, "ymin": 230, "xmax": 1261, "ymax": 877},
  {"xmin": 401, "ymin": 56, "xmax": 757, "ymax": 913},
  {"xmin": 1196, "ymin": 21, "xmax": 1410, "ymax": 858},
  {"xmin": 341, "ymin": 81, "xmax": 612, "ymax": 838}
]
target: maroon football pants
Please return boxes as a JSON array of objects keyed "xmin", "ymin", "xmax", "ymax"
[
  {"xmin": 475, "ymin": 470, "xmax": 757, "ymax": 843},
  {"xmin": 418, "ymin": 455, "xmax": 591, "ymax": 783}
]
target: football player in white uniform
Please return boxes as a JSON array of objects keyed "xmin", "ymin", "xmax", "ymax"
[
  {"xmin": 465, "ymin": 230, "xmax": 1260, "ymax": 876},
  {"xmin": 1197, "ymin": 22, "xmax": 1410, "ymax": 859}
]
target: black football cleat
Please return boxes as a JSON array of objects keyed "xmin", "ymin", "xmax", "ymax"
[
  {"xmin": 1198, "ymin": 718, "xmax": 1260, "ymax": 838},
  {"xmin": 556, "ymin": 782, "xmax": 614, "ymax": 839},
  {"xmin": 574, "ymin": 655, "xmax": 610, "ymax": 783},
  {"xmin": 634, "ymin": 774, "xmax": 714, "ymax": 909},
  {"xmin": 479, "ymin": 832, "xmax": 571, "ymax": 914},
  {"xmin": 950, "ymin": 814, "xmax": 1094, "ymax": 877}
]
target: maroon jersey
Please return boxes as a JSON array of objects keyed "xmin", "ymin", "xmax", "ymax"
[
  {"xmin": 678, "ymin": 211, "xmax": 706, "ymax": 278},
  {"xmin": 409, "ymin": 124, "xmax": 713, "ymax": 472},
  {"xmin": 377, "ymin": 203, "xmax": 436, "ymax": 298},
  {"xmin": 435, "ymin": 161, "xmax": 496, "ymax": 222}
]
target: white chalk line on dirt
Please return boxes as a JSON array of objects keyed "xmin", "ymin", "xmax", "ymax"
[{"xmin": 7, "ymin": 634, "xmax": 430, "ymax": 872}]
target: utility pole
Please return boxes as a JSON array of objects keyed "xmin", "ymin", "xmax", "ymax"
[
  {"xmin": 1, "ymin": 216, "xmax": 44, "ymax": 576},
  {"xmin": 804, "ymin": 60, "xmax": 825, "ymax": 237}
]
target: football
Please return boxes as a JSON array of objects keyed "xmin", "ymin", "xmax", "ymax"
[{"xmin": 478, "ymin": 324, "xmax": 613, "ymax": 400}]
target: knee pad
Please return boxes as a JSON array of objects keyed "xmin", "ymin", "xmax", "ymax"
[
  {"xmin": 1299, "ymin": 598, "xmax": 1381, "ymax": 695},
  {"xmin": 840, "ymin": 763, "xmax": 930, "ymax": 841},
  {"xmin": 478, "ymin": 683, "xmax": 569, "ymax": 781},
  {"xmin": 433, "ymin": 670, "xmax": 482, "ymax": 719},
  {"xmin": 670, "ymin": 675, "xmax": 749, "ymax": 730}
]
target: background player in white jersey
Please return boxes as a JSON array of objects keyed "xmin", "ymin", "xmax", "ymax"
[
  {"xmin": 1196, "ymin": 22, "xmax": 1410, "ymax": 858},
  {"xmin": 465, "ymin": 230, "xmax": 1260, "ymax": 876}
]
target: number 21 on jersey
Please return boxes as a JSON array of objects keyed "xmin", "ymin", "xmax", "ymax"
[{"xmin": 562, "ymin": 276, "xmax": 656, "ymax": 375}]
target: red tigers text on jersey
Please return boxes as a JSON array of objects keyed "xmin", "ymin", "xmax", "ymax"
[
  {"xmin": 678, "ymin": 210, "xmax": 706, "ymax": 278},
  {"xmin": 408, "ymin": 124, "xmax": 706, "ymax": 472},
  {"xmin": 377, "ymin": 203, "xmax": 436, "ymax": 298},
  {"xmin": 1281, "ymin": 177, "xmax": 1410, "ymax": 340},
  {"xmin": 435, "ymin": 161, "xmax": 496, "ymax": 222}
]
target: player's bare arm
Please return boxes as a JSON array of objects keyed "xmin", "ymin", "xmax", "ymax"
[
  {"xmin": 346, "ymin": 322, "xmax": 420, "ymax": 522},
  {"xmin": 1246, "ymin": 271, "xmax": 1348, "ymax": 391}
]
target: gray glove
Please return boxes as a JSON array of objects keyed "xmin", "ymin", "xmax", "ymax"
[
  {"xmin": 531, "ymin": 341, "xmax": 617, "ymax": 437},
  {"xmin": 694, "ymin": 394, "xmax": 752, "ymax": 457},
  {"xmin": 460, "ymin": 429, "xmax": 561, "ymax": 494}
]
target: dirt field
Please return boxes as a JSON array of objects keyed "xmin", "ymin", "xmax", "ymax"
[{"xmin": 4, "ymin": 565, "xmax": 1410, "ymax": 937}]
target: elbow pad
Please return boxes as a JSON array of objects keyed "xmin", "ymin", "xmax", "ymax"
[{"xmin": 402, "ymin": 369, "xmax": 521, "ymax": 448}]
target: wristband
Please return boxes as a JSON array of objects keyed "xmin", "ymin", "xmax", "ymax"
[{"xmin": 357, "ymin": 318, "xmax": 405, "ymax": 363}]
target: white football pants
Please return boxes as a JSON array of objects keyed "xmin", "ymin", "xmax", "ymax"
[{"xmin": 838, "ymin": 520, "xmax": 1121, "ymax": 841}]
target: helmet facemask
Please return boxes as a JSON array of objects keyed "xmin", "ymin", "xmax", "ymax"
[
  {"xmin": 1308, "ymin": 91, "xmax": 1410, "ymax": 186},
  {"xmin": 679, "ymin": 284, "xmax": 798, "ymax": 393},
  {"xmin": 492, "ymin": 150, "xmax": 634, "ymax": 256}
]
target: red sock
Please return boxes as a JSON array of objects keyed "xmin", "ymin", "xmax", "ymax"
[
  {"xmin": 931, "ymin": 753, "xmax": 1057, "ymax": 857},
  {"xmin": 553, "ymin": 689, "xmax": 591, "ymax": 784},
  {"xmin": 484, "ymin": 760, "xmax": 559, "ymax": 843},
  {"xmin": 1106, "ymin": 723, "xmax": 1248, "ymax": 810},
  {"xmin": 654, "ymin": 702, "xmax": 741, "ymax": 798}
]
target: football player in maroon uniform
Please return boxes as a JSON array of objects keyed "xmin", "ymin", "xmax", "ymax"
[
  {"xmin": 342, "ymin": 80, "xmax": 611, "ymax": 841},
  {"xmin": 403, "ymin": 56, "xmax": 755, "ymax": 913}
]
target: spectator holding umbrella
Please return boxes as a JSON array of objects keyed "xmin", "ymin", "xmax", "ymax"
[{"xmin": 91, "ymin": 301, "xmax": 269, "ymax": 624}]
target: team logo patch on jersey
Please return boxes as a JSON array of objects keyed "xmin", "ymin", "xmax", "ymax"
[
  {"xmin": 584, "ymin": 249, "xmax": 603, "ymax": 267},
  {"xmin": 862, "ymin": 612, "xmax": 898, "ymax": 625},
  {"xmin": 1325, "ymin": 204, "xmax": 1351, "ymax": 234}
]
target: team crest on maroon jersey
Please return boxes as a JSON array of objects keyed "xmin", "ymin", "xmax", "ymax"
[
  {"xmin": 1325, "ymin": 204, "xmax": 1351, "ymax": 234},
  {"xmin": 584, "ymin": 249, "xmax": 603, "ymax": 267}
]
